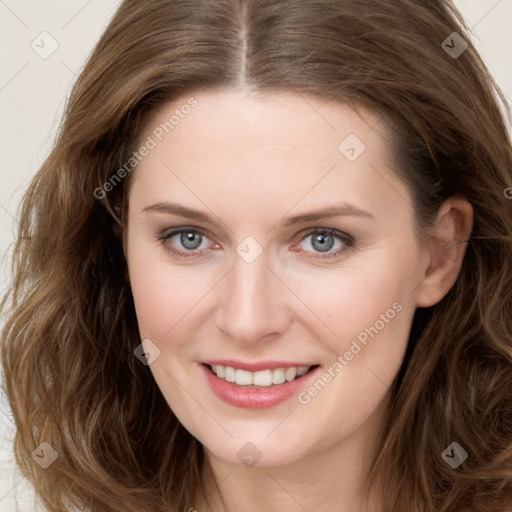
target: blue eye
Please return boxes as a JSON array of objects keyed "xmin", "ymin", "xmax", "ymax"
[
  {"xmin": 298, "ymin": 228, "xmax": 354, "ymax": 260},
  {"xmin": 156, "ymin": 227, "xmax": 354, "ymax": 261},
  {"xmin": 156, "ymin": 227, "xmax": 213, "ymax": 258}
]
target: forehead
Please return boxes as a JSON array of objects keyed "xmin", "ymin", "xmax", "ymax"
[
  {"xmin": 128, "ymin": 89, "xmax": 410, "ymax": 224},
  {"xmin": 137, "ymin": 88, "xmax": 385, "ymax": 161}
]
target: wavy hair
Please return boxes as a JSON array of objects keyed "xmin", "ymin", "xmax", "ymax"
[{"xmin": 2, "ymin": 1, "xmax": 512, "ymax": 511}]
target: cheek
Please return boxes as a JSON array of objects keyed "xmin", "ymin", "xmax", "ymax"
[
  {"xmin": 127, "ymin": 239, "xmax": 215, "ymax": 339},
  {"xmin": 292, "ymin": 260, "xmax": 416, "ymax": 441},
  {"xmin": 283, "ymin": 247, "xmax": 418, "ymax": 354}
]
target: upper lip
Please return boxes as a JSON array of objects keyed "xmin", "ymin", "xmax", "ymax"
[{"xmin": 202, "ymin": 360, "xmax": 318, "ymax": 372}]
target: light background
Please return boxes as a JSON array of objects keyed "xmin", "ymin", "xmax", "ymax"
[{"xmin": 0, "ymin": 1, "xmax": 511, "ymax": 510}]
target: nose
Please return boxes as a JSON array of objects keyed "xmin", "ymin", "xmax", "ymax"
[{"xmin": 214, "ymin": 248, "xmax": 291, "ymax": 346}]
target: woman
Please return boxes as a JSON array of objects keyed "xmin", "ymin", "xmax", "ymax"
[{"xmin": 1, "ymin": 1, "xmax": 511, "ymax": 511}]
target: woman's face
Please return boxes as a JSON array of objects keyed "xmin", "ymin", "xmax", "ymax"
[{"xmin": 125, "ymin": 89, "xmax": 430, "ymax": 467}]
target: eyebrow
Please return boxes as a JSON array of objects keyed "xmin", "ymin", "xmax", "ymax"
[{"xmin": 143, "ymin": 201, "xmax": 374, "ymax": 226}]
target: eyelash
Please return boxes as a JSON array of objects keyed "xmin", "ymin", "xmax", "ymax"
[{"xmin": 155, "ymin": 226, "xmax": 355, "ymax": 261}]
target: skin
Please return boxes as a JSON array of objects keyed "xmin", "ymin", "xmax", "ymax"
[{"xmin": 124, "ymin": 89, "xmax": 473, "ymax": 512}]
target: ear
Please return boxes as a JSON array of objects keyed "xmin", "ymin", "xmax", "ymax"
[{"xmin": 415, "ymin": 197, "xmax": 473, "ymax": 308}]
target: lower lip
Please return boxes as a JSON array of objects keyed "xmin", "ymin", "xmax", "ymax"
[{"xmin": 201, "ymin": 364, "xmax": 320, "ymax": 409}]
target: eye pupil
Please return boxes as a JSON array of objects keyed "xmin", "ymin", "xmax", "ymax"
[
  {"xmin": 181, "ymin": 231, "xmax": 202, "ymax": 250},
  {"xmin": 312, "ymin": 232, "xmax": 334, "ymax": 253}
]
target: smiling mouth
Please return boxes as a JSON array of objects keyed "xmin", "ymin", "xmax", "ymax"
[{"xmin": 204, "ymin": 363, "xmax": 320, "ymax": 387}]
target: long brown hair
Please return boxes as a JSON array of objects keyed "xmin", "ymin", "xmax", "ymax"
[{"xmin": 2, "ymin": 1, "xmax": 512, "ymax": 511}]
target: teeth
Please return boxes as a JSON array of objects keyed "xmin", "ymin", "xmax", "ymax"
[
  {"xmin": 253, "ymin": 369, "xmax": 272, "ymax": 386},
  {"xmin": 224, "ymin": 366, "xmax": 236, "ymax": 382},
  {"xmin": 210, "ymin": 364, "xmax": 312, "ymax": 386},
  {"xmin": 297, "ymin": 366, "xmax": 309, "ymax": 377},
  {"xmin": 285, "ymin": 367, "xmax": 297, "ymax": 381},
  {"xmin": 235, "ymin": 369, "xmax": 253, "ymax": 385},
  {"xmin": 272, "ymin": 368, "xmax": 286, "ymax": 385}
]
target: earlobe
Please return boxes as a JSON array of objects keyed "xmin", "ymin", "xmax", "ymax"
[{"xmin": 415, "ymin": 197, "xmax": 473, "ymax": 308}]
